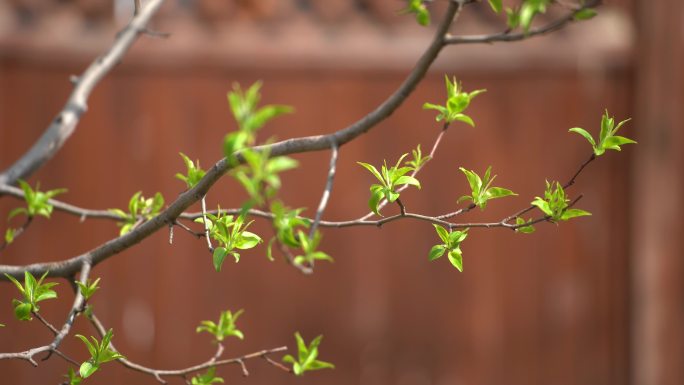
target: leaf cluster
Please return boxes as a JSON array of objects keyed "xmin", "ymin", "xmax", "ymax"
[
  {"xmin": 400, "ymin": 0, "xmax": 430, "ymax": 26},
  {"xmin": 569, "ymin": 110, "xmax": 635, "ymax": 156},
  {"xmin": 282, "ymin": 332, "xmax": 335, "ymax": 376},
  {"xmin": 196, "ymin": 309, "xmax": 244, "ymax": 342},
  {"xmin": 358, "ymin": 153, "xmax": 420, "ymax": 216},
  {"xmin": 514, "ymin": 217, "xmax": 536, "ymax": 234},
  {"xmin": 405, "ymin": 144, "xmax": 431, "ymax": 171},
  {"xmin": 293, "ymin": 231, "xmax": 333, "ymax": 266},
  {"xmin": 191, "ymin": 367, "xmax": 224, "ymax": 385},
  {"xmin": 195, "ymin": 212, "xmax": 262, "ymax": 271},
  {"xmin": 175, "ymin": 152, "xmax": 206, "ymax": 189},
  {"xmin": 231, "ymin": 148, "xmax": 298, "ymax": 207},
  {"xmin": 429, "ymin": 225, "xmax": 468, "ymax": 272},
  {"xmin": 75, "ymin": 277, "xmax": 101, "ymax": 301},
  {"xmin": 423, "ymin": 76, "xmax": 485, "ymax": 127},
  {"xmin": 75, "ymin": 329, "xmax": 125, "ymax": 378},
  {"xmin": 223, "ymin": 82, "xmax": 293, "ymax": 165},
  {"xmin": 270, "ymin": 201, "xmax": 309, "ymax": 249},
  {"xmin": 109, "ymin": 191, "xmax": 164, "ymax": 236},
  {"xmin": 5, "ymin": 181, "xmax": 66, "ymax": 245},
  {"xmin": 531, "ymin": 181, "xmax": 591, "ymax": 222},
  {"xmin": 4, "ymin": 271, "xmax": 58, "ymax": 321},
  {"xmin": 458, "ymin": 166, "xmax": 516, "ymax": 209}
]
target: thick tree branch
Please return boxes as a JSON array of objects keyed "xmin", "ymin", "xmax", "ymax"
[
  {"xmin": 0, "ymin": 0, "xmax": 165, "ymax": 186},
  {"xmin": 0, "ymin": 1, "xmax": 463, "ymax": 280}
]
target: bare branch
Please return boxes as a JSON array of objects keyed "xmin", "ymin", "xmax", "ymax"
[
  {"xmin": 0, "ymin": 0, "xmax": 166, "ymax": 186},
  {"xmin": 445, "ymin": 0, "xmax": 602, "ymax": 45},
  {"xmin": 0, "ymin": 0, "xmax": 464, "ymax": 280},
  {"xmin": 87, "ymin": 313, "xmax": 288, "ymax": 382},
  {"xmin": 309, "ymin": 140, "xmax": 339, "ymax": 239}
]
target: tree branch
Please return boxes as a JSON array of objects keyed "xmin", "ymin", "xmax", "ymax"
[
  {"xmin": 87, "ymin": 313, "xmax": 288, "ymax": 383},
  {"xmin": 444, "ymin": 0, "xmax": 602, "ymax": 45},
  {"xmin": 0, "ymin": 0, "xmax": 166, "ymax": 186},
  {"xmin": 0, "ymin": 0, "xmax": 464, "ymax": 280}
]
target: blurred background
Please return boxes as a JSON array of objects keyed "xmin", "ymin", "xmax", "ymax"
[{"xmin": 0, "ymin": 1, "xmax": 682, "ymax": 384}]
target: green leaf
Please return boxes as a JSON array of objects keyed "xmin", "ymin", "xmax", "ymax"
[
  {"xmin": 213, "ymin": 247, "xmax": 228, "ymax": 272},
  {"xmin": 64, "ymin": 368, "xmax": 82, "ymax": 385},
  {"xmin": 235, "ymin": 231, "xmax": 262, "ymax": 250},
  {"xmin": 369, "ymin": 186, "xmax": 384, "ymax": 216},
  {"xmin": 574, "ymin": 8, "xmax": 597, "ymax": 21},
  {"xmin": 79, "ymin": 361, "xmax": 98, "ymax": 378},
  {"xmin": 603, "ymin": 135, "xmax": 637, "ymax": 149},
  {"xmin": 12, "ymin": 300, "xmax": 32, "ymax": 321},
  {"xmin": 569, "ymin": 127, "xmax": 596, "ymax": 147},
  {"xmin": 515, "ymin": 217, "xmax": 536, "ymax": 234},
  {"xmin": 561, "ymin": 208, "xmax": 592, "ymax": 220},
  {"xmin": 433, "ymin": 224, "xmax": 449, "ymax": 243},
  {"xmin": 452, "ymin": 113, "xmax": 475, "ymax": 127},
  {"xmin": 447, "ymin": 249, "xmax": 463, "ymax": 272},
  {"xmin": 486, "ymin": 187, "xmax": 516, "ymax": 199},
  {"xmin": 428, "ymin": 245, "xmax": 446, "ymax": 261},
  {"xmin": 196, "ymin": 310, "xmax": 245, "ymax": 342},
  {"xmin": 394, "ymin": 175, "xmax": 421, "ymax": 189},
  {"xmin": 401, "ymin": 0, "xmax": 431, "ymax": 26},
  {"xmin": 286, "ymin": 332, "xmax": 334, "ymax": 376},
  {"xmin": 191, "ymin": 367, "xmax": 225, "ymax": 385},
  {"xmin": 506, "ymin": 7, "xmax": 521, "ymax": 29},
  {"xmin": 488, "ymin": 0, "xmax": 503, "ymax": 13},
  {"xmin": 358, "ymin": 162, "xmax": 384, "ymax": 184}
]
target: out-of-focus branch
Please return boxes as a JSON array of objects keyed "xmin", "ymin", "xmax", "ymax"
[
  {"xmin": 444, "ymin": 0, "xmax": 602, "ymax": 45},
  {"xmin": 0, "ymin": 0, "xmax": 166, "ymax": 186}
]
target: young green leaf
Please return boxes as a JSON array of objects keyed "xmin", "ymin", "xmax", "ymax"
[
  {"xmin": 75, "ymin": 329, "xmax": 125, "ymax": 378},
  {"xmin": 196, "ymin": 309, "xmax": 245, "ymax": 342},
  {"xmin": 175, "ymin": 152, "xmax": 206, "ymax": 189},
  {"xmin": 531, "ymin": 181, "xmax": 591, "ymax": 222},
  {"xmin": 8, "ymin": 180, "xmax": 66, "ymax": 221},
  {"xmin": 488, "ymin": 0, "xmax": 503, "ymax": 13},
  {"xmin": 292, "ymin": 230, "xmax": 333, "ymax": 267},
  {"xmin": 358, "ymin": 152, "xmax": 422, "ymax": 216},
  {"xmin": 401, "ymin": 0, "xmax": 430, "ymax": 26},
  {"xmin": 515, "ymin": 217, "xmax": 536, "ymax": 234},
  {"xmin": 64, "ymin": 368, "xmax": 83, "ymax": 385},
  {"xmin": 574, "ymin": 8, "xmax": 597, "ymax": 21},
  {"xmin": 428, "ymin": 226, "xmax": 468, "ymax": 272},
  {"xmin": 75, "ymin": 278, "xmax": 101, "ymax": 301},
  {"xmin": 4, "ymin": 271, "xmax": 58, "ymax": 321},
  {"xmin": 191, "ymin": 367, "xmax": 224, "ymax": 385},
  {"xmin": 198, "ymin": 211, "xmax": 262, "ymax": 271},
  {"xmin": 423, "ymin": 76, "xmax": 485, "ymax": 126},
  {"xmin": 570, "ymin": 110, "xmax": 635, "ymax": 156},
  {"xmin": 282, "ymin": 332, "xmax": 335, "ymax": 376},
  {"xmin": 457, "ymin": 166, "xmax": 517, "ymax": 209},
  {"xmin": 109, "ymin": 191, "xmax": 165, "ymax": 236}
]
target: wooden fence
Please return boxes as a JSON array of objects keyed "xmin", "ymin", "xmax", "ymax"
[{"xmin": 3, "ymin": 1, "xmax": 683, "ymax": 385}]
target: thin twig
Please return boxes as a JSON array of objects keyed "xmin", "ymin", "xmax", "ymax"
[
  {"xmin": 444, "ymin": 0, "xmax": 601, "ymax": 45},
  {"xmin": 0, "ymin": 216, "xmax": 32, "ymax": 252},
  {"xmin": 200, "ymin": 196, "xmax": 213, "ymax": 252},
  {"xmin": 309, "ymin": 140, "xmax": 339, "ymax": 239},
  {"xmin": 0, "ymin": 0, "xmax": 166, "ymax": 186},
  {"xmin": 32, "ymin": 312, "xmax": 59, "ymax": 336},
  {"xmin": 87, "ymin": 313, "xmax": 287, "ymax": 382}
]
